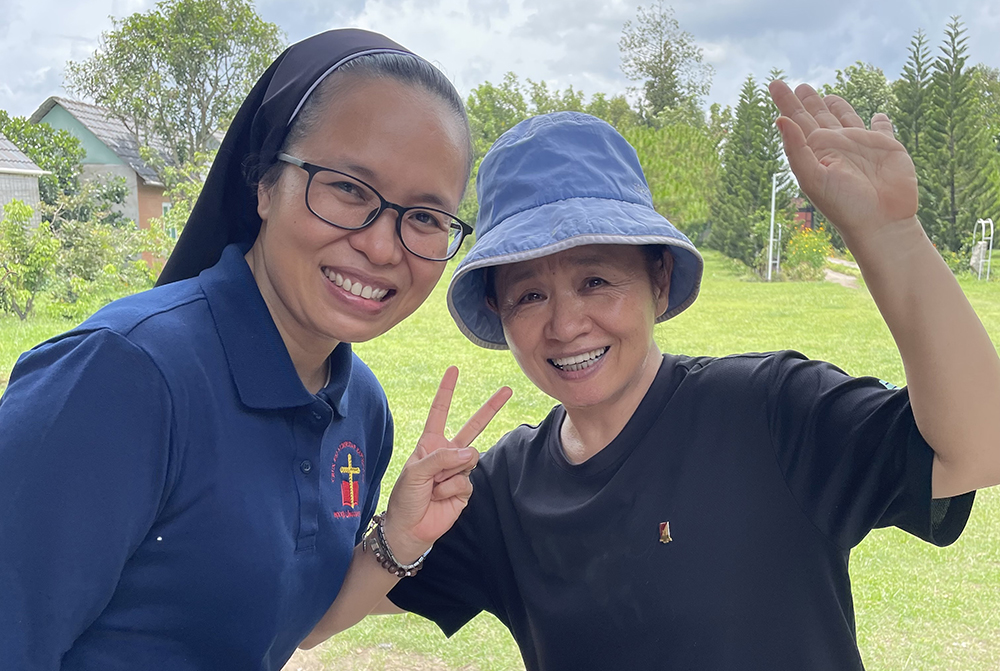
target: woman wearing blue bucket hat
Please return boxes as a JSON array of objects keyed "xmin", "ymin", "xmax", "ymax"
[{"xmin": 378, "ymin": 82, "xmax": 1000, "ymax": 669}]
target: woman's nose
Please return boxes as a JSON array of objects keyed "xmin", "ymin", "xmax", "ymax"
[
  {"xmin": 348, "ymin": 208, "xmax": 405, "ymax": 266},
  {"xmin": 544, "ymin": 292, "xmax": 592, "ymax": 342}
]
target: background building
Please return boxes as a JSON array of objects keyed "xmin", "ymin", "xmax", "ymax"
[
  {"xmin": 0, "ymin": 132, "xmax": 46, "ymax": 225},
  {"xmin": 30, "ymin": 97, "xmax": 170, "ymax": 230}
]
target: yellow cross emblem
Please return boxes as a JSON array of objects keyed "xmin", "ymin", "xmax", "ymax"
[{"xmin": 340, "ymin": 454, "xmax": 361, "ymax": 508}]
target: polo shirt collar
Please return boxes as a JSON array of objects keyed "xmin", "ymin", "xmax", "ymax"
[{"xmin": 199, "ymin": 244, "xmax": 354, "ymax": 414}]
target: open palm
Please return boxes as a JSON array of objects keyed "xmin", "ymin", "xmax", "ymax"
[{"xmin": 769, "ymin": 81, "xmax": 919, "ymax": 241}]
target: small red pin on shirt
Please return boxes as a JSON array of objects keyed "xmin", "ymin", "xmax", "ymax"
[{"xmin": 659, "ymin": 521, "xmax": 672, "ymax": 544}]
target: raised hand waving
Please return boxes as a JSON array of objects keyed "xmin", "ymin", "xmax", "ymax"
[{"xmin": 768, "ymin": 80, "xmax": 919, "ymax": 246}]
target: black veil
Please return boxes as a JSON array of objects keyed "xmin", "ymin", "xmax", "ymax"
[{"xmin": 156, "ymin": 29, "xmax": 411, "ymax": 286}]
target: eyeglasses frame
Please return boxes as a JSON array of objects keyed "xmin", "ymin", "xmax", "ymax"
[{"xmin": 275, "ymin": 152, "xmax": 472, "ymax": 262}]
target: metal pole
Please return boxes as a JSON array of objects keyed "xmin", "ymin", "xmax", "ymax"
[
  {"xmin": 986, "ymin": 219, "xmax": 994, "ymax": 281},
  {"xmin": 776, "ymin": 210, "xmax": 783, "ymax": 275},
  {"xmin": 975, "ymin": 218, "xmax": 994, "ymax": 281},
  {"xmin": 767, "ymin": 173, "xmax": 776, "ymax": 281}
]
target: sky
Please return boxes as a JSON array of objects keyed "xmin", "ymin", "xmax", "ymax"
[{"xmin": 1, "ymin": 0, "xmax": 998, "ymax": 120}]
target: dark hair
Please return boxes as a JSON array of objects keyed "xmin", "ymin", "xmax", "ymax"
[
  {"xmin": 257, "ymin": 52, "xmax": 473, "ymax": 193},
  {"xmin": 484, "ymin": 244, "xmax": 672, "ymax": 309}
]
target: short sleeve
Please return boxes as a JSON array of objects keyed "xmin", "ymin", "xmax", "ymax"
[
  {"xmin": 388, "ymin": 469, "xmax": 498, "ymax": 636},
  {"xmin": 0, "ymin": 330, "xmax": 173, "ymax": 670},
  {"xmin": 355, "ymin": 410, "xmax": 393, "ymax": 545},
  {"xmin": 766, "ymin": 351, "xmax": 974, "ymax": 550}
]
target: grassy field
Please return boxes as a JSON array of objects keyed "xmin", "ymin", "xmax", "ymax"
[{"xmin": 2, "ymin": 250, "xmax": 999, "ymax": 670}]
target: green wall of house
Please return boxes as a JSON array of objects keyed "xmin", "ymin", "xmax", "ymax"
[{"xmin": 39, "ymin": 106, "xmax": 124, "ymax": 166}]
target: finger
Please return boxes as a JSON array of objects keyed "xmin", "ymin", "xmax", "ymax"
[
  {"xmin": 871, "ymin": 113, "xmax": 895, "ymax": 139},
  {"xmin": 768, "ymin": 79, "xmax": 820, "ymax": 137},
  {"xmin": 430, "ymin": 473, "xmax": 474, "ymax": 502},
  {"xmin": 795, "ymin": 83, "xmax": 842, "ymax": 130},
  {"xmin": 421, "ymin": 366, "xmax": 459, "ymax": 440},
  {"xmin": 452, "ymin": 386, "xmax": 513, "ymax": 448},
  {"xmin": 823, "ymin": 94, "xmax": 865, "ymax": 129},
  {"xmin": 433, "ymin": 449, "xmax": 480, "ymax": 483},
  {"xmin": 775, "ymin": 116, "xmax": 823, "ymax": 190},
  {"xmin": 410, "ymin": 446, "xmax": 477, "ymax": 484}
]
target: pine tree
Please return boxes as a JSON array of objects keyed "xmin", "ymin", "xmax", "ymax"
[
  {"xmin": 892, "ymin": 29, "xmax": 937, "ymax": 235},
  {"xmin": 708, "ymin": 74, "xmax": 792, "ymax": 269},
  {"xmin": 822, "ymin": 62, "xmax": 896, "ymax": 128},
  {"xmin": 894, "ymin": 30, "xmax": 933, "ymax": 157},
  {"xmin": 923, "ymin": 17, "xmax": 998, "ymax": 252}
]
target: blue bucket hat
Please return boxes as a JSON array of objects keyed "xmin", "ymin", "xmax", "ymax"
[{"xmin": 448, "ymin": 111, "xmax": 704, "ymax": 350}]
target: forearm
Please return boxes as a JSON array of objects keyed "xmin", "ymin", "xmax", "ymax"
[
  {"xmin": 299, "ymin": 538, "xmax": 412, "ymax": 648},
  {"xmin": 846, "ymin": 217, "xmax": 1000, "ymax": 497}
]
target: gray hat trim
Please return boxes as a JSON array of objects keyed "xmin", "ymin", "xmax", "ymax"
[{"xmin": 447, "ymin": 233, "xmax": 704, "ymax": 350}]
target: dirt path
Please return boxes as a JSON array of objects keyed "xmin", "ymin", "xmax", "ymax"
[
  {"xmin": 826, "ymin": 257, "xmax": 860, "ymax": 270},
  {"xmin": 823, "ymin": 267, "xmax": 859, "ymax": 289},
  {"xmin": 825, "ymin": 257, "xmax": 860, "ymax": 289}
]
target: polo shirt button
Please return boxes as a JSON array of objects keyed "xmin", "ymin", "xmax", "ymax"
[
  {"xmin": 300, "ymin": 460, "xmax": 313, "ymax": 474},
  {"xmin": 311, "ymin": 411, "xmax": 323, "ymax": 422}
]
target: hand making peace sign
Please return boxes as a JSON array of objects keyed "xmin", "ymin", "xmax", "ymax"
[
  {"xmin": 382, "ymin": 366, "xmax": 512, "ymax": 563},
  {"xmin": 769, "ymin": 81, "xmax": 920, "ymax": 247}
]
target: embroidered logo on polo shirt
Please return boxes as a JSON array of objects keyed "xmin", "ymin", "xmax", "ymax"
[
  {"xmin": 659, "ymin": 521, "xmax": 673, "ymax": 543},
  {"xmin": 332, "ymin": 441, "xmax": 365, "ymax": 518}
]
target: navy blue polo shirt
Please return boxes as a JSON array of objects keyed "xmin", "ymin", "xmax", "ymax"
[{"xmin": 0, "ymin": 245, "xmax": 392, "ymax": 670}]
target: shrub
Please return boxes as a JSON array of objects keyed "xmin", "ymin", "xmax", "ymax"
[
  {"xmin": 782, "ymin": 224, "xmax": 832, "ymax": 281},
  {"xmin": 0, "ymin": 200, "xmax": 60, "ymax": 319}
]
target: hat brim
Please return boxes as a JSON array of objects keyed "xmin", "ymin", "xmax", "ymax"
[{"xmin": 448, "ymin": 196, "xmax": 704, "ymax": 350}]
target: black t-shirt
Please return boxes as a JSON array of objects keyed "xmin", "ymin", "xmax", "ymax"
[{"xmin": 389, "ymin": 351, "xmax": 975, "ymax": 671}]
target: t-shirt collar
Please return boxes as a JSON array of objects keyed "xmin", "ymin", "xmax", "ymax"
[{"xmin": 199, "ymin": 244, "xmax": 354, "ymax": 414}]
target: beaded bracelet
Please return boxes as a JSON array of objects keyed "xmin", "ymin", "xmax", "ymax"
[{"xmin": 363, "ymin": 512, "xmax": 431, "ymax": 578}]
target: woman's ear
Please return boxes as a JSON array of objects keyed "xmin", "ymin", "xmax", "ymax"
[
  {"xmin": 257, "ymin": 182, "xmax": 273, "ymax": 222},
  {"xmin": 653, "ymin": 250, "xmax": 673, "ymax": 316}
]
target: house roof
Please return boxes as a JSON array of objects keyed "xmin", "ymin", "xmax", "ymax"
[
  {"xmin": 0, "ymin": 132, "xmax": 47, "ymax": 176},
  {"xmin": 30, "ymin": 96, "xmax": 166, "ymax": 187}
]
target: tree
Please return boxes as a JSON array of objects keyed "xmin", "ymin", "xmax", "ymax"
[
  {"xmin": 893, "ymin": 30, "xmax": 933, "ymax": 158},
  {"xmin": 709, "ymin": 73, "xmax": 793, "ymax": 269},
  {"xmin": 0, "ymin": 200, "xmax": 60, "ymax": 320},
  {"xmin": 465, "ymin": 73, "xmax": 530, "ymax": 162},
  {"xmin": 821, "ymin": 61, "xmax": 896, "ymax": 128},
  {"xmin": 624, "ymin": 122, "xmax": 720, "ymax": 241},
  {"xmin": 973, "ymin": 65, "xmax": 1000, "ymax": 154},
  {"xmin": 65, "ymin": 0, "xmax": 284, "ymax": 169},
  {"xmin": 462, "ymin": 74, "xmax": 643, "ymax": 224},
  {"xmin": 526, "ymin": 80, "xmax": 585, "ymax": 115},
  {"xmin": 619, "ymin": 0, "xmax": 713, "ymax": 121},
  {"xmin": 585, "ymin": 92, "xmax": 641, "ymax": 131},
  {"xmin": 0, "ymin": 111, "xmax": 85, "ymax": 205},
  {"xmin": 892, "ymin": 29, "xmax": 937, "ymax": 239},
  {"xmin": 922, "ymin": 16, "xmax": 998, "ymax": 252}
]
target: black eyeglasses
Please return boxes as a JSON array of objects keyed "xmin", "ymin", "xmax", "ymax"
[{"xmin": 276, "ymin": 153, "xmax": 472, "ymax": 262}]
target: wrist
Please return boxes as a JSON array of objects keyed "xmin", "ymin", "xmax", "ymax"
[
  {"xmin": 378, "ymin": 512, "xmax": 431, "ymax": 565},
  {"xmin": 841, "ymin": 216, "xmax": 928, "ymax": 267},
  {"xmin": 364, "ymin": 513, "xmax": 432, "ymax": 578}
]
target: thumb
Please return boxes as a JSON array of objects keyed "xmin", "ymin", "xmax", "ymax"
[{"xmin": 409, "ymin": 446, "xmax": 478, "ymax": 482}]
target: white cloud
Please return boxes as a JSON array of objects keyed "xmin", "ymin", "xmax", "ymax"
[{"xmin": 2, "ymin": 0, "xmax": 999, "ymax": 118}]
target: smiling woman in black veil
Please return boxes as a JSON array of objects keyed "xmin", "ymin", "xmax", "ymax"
[{"xmin": 0, "ymin": 29, "xmax": 509, "ymax": 670}]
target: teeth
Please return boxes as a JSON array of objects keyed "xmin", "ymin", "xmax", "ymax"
[
  {"xmin": 550, "ymin": 347, "xmax": 609, "ymax": 371},
  {"xmin": 324, "ymin": 269, "xmax": 389, "ymax": 302}
]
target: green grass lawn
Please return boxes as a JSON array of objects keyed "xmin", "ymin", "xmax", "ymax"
[{"xmin": 2, "ymin": 250, "xmax": 998, "ymax": 670}]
